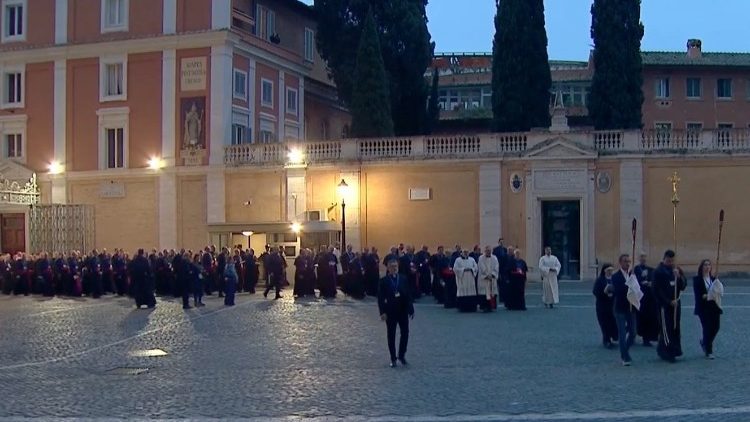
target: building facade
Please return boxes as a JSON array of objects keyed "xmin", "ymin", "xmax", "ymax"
[
  {"xmin": 0, "ymin": 0, "xmax": 348, "ymax": 254},
  {"xmin": 433, "ymin": 40, "xmax": 750, "ymax": 132}
]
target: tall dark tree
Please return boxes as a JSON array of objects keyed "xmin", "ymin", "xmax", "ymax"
[
  {"xmin": 589, "ymin": 0, "xmax": 644, "ymax": 129},
  {"xmin": 491, "ymin": 0, "xmax": 552, "ymax": 132},
  {"xmin": 315, "ymin": 0, "xmax": 434, "ymax": 136},
  {"xmin": 425, "ymin": 67, "xmax": 440, "ymax": 134},
  {"xmin": 349, "ymin": 10, "xmax": 394, "ymax": 138}
]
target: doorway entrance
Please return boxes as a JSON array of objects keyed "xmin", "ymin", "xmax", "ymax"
[
  {"xmin": 541, "ymin": 200, "xmax": 580, "ymax": 280},
  {"xmin": 1, "ymin": 213, "xmax": 25, "ymax": 254}
]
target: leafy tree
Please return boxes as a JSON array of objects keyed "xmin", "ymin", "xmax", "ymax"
[
  {"xmin": 491, "ymin": 0, "xmax": 552, "ymax": 132},
  {"xmin": 349, "ymin": 9, "xmax": 394, "ymax": 137},
  {"xmin": 589, "ymin": 0, "xmax": 644, "ymax": 129},
  {"xmin": 315, "ymin": 0, "xmax": 434, "ymax": 136}
]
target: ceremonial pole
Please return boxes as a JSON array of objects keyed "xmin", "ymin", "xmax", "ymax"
[
  {"xmin": 630, "ymin": 218, "xmax": 637, "ymax": 275},
  {"xmin": 668, "ymin": 171, "xmax": 680, "ymax": 329},
  {"xmin": 716, "ymin": 209, "xmax": 725, "ymax": 277}
]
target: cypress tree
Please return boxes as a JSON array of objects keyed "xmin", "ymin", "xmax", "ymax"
[
  {"xmin": 315, "ymin": 0, "xmax": 433, "ymax": 136},
  {"xmin": 425, "ymin": 67, "xmax": 440, "ymax": 134},
  {"xmin": 349, "ymin": 10, "xmax": 394, "ymax": 138},
  {"xmin": 589, "ymin": 0, "xmax": 644, "ymax": 129},
  {"xmin": 491, "ymin": 0, "xmax": 552, "ymax": 132}
]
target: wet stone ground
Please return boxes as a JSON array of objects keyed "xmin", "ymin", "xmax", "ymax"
[{"xmin": 1, "ymin": 281, "xmax": 749, "ymax": 421}]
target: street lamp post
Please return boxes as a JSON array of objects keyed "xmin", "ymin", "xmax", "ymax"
[{"xmin": 337, "ymin": 179, "xmax": 349, "ymax": 249}]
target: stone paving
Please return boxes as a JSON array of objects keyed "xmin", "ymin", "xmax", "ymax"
[{"xmin": 1, "ymin": 280, "xmax": 750, "ymax": 421}]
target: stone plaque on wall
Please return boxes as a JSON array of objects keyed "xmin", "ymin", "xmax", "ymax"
[
  {"xmin": 533, "ymin": 170, "xmax": 586, "ymax": 192},
  {"xmin": 180, "ymin": 57, "xmax": 207, "ymax": 91},
  {"xmin": 408, "ymin": 188, "xmax": 431, "ymax": 201},
  {"xmin": 99, "ymin": 181, "xmax": 125, "ymax": 198}
]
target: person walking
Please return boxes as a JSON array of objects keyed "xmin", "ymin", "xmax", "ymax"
[{"xmin": 378, "ymin": 258, "xmax": 414, "ymax": 368}]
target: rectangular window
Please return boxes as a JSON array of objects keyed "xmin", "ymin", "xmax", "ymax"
[
  {"xmin": 4, "ymin": 71, "xmax": 22, "ymax": 105},
  {"xmin": 259, "ymin": 119, "xmax": 275, "ymax": 143},
  {"xmin": 233, "ymin": 69, "xmax": 247, "ymax": 100},
  {"xmin": 106, "ymin": 127, "xmax": 125, "ymax": 169},
  {"xmin": 99, "ymin": 56, "xmax": 127, "ymax": 102},
  {"xmin": 304, "ymin": 28, "xmax": 315, "ymax": 62},
  {"xmin": 5, "ymin": 133, "xmax": 21, "ymax": 158},
  {"xmin": 261, "ymin": 79, "xmax": 273, "ymax": 107},
  {"xmin": 286, "ymin": 88, "xmax": 298, "ymax": 116},
  {"xmin": 686, "ymin": 123, "xmax": 703, "ymax": 131},
  {"xmin": 102, "ymin": 0, "xmax": 128, "ymax": 32},
  {"xmin": 718, "ymin": 123, "xmax": 734, "ymax": 129},
  {"xmin": 717, "ymin": 78, "xmax": 732, "ymax": 99},
  {"xmin": 256, "ymin": 4, "xmax": 275, "ymax": 41},
  {"xmin": 655, "ymin": 78, "xmax": 670, "ymax": 99},
  {"xmin": 686, "ymin": 78, "xmax": 701, "ymax": 98},
  {"xmin": 655, "ymin": 122, "xmax": 672, "ymax": 130},
  {"xmin": 231, "ymin": 111, "xmax": 251, "ymax": 145},
  {"xmin": 2, "ymin": 0, "xmax": 24, "ymax": 42}
]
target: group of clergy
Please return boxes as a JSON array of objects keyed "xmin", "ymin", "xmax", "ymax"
[{"xmin": 593, "ymin": 250, "xmax": 724, "ymax": 366}]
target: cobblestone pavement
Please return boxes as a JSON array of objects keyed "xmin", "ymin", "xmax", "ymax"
[{"xmin": 1, "ymin": 280, "xmax": 750, "ymax": 421}]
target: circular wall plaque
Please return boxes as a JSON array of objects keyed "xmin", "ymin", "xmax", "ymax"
[
  {"xmin": 510, "ymin": 173, "xmax": 524, "ymax": 193},
  {"xmin": 596, "ymin": 171, "xmax": 612, "ymax": 193}
]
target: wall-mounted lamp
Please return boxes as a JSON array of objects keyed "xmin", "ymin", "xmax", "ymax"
[{"xmin": 48, "ymin": 161, "xmax": 64, "ymax": 175}]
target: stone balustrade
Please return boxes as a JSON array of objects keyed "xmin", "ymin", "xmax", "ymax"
[{"xmin": 224, "ymin": 129, "xmax": 750, "ymax": 166}]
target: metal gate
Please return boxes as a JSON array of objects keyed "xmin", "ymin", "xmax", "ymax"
[{"xmin": 29, "ymin": 204, "xmax": 95, "ymax": 254}]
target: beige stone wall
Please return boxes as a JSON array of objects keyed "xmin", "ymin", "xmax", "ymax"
[
  {"xmin": 643, "ymin": 159, "xmax": 750, "ymax": 273},
  {"xmin": 306, "ymin": 170, "xmax": 339, "ymax": 220},
  {"xmin": 69, "ymin": 177, "xmax": 158, "ymax": 252},
  {"xmin": 361, "ymin": 164, "xmax": 479, "ymax": 254},
  {"xmin": 225, "ymin": 171, "xmax": 285, "ymax": 223},
  {"xmin": 596, "ymin": 161, "xmax": 621, "ymax": 265},
  {"xmin": 177, "ymin": 176, "xmax": 207, "ymax": 250},
  {"xmin": 501, "ymin": 164, "xmax": 527, "ymax": 252}
]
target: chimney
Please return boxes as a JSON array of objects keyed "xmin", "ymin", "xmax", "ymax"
[{"xmin": 687, "ymin": 39, "xmax": 702, "ymax": 59}]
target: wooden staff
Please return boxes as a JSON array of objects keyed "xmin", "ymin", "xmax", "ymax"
[
  {"xmin": 715, "ymin": 209, "xmax": 725, "ymax": 277},
  {"xmin": 630, "ymin": 218, "xmax": 637, "ymax": 275},
  {"xmin": 668, "ymin": 171, "xmax": 681, "ymax": 329}
]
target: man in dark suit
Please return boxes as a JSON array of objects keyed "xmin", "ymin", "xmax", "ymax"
[{"xmin": 378, "ymin": 258, "xmax": 415, "ymax": 368}]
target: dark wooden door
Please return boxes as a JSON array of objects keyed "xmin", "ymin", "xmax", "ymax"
[
  {"xmin": 1, "ymin": 213, "xmax": 25, "ymax": 254},
  {"xmin": 541, "ymin": 201, "xmax": 581, "ymax": 280}
]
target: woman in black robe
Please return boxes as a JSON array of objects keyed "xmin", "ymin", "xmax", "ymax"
[
  {"xmin": 593, "ymin": 264, "xmax": 618, "ymax": 348},
  {"xmin": 505, "ymin": 249, "xmax": 527, "ymax": 310}
]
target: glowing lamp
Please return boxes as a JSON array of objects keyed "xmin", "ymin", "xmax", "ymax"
[
  {"xmin": 290, "ymin": 222, "xmax": 302, "ymax": 234},
  {"xmin": 148, "ymin": 157, "xmax": 165, "ymax": 170},
  {"xmin": 48, "ymin": 161, "xmax": 64, "ymax": 175},
  {"xmin": 287, "ymin": 148, "xmax": 304, "ymax": 165}
]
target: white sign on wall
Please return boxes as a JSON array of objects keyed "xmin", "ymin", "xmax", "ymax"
[
  {"xmin": 99, "ymin": 181, "xmax": 125, "ymax": 198},
  {"xmin": 180, "ymin": 57, "xmax": 207, "ymax": 91},
  {"xmin": 408, "ymin": 187, "xmax": 431, "ymax": 201}
]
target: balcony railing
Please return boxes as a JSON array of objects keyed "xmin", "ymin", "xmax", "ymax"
[{"xmin": 224, "ymin": 129, "xmax": 750, "ymax": 166}]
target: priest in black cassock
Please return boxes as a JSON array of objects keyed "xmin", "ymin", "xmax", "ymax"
[
  {"xmin": 634, "ymin": 254, "xmax": 658, "ymax": 346},
  {"xmin": 653, "ymin": 250, "xmax": 687, "ymax": 362}
]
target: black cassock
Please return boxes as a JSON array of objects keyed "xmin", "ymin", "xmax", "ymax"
[
  {"xmin": 592, "ymin": 275, "xmax": 618, "ymax": 346},
  {"xmin": 634, "ymin": 264, "xmax": 659, "ymax": 343},
  {"xmin": 129, "ymin": 255, "xmax": 156, "ymax": 308},
  {"xmin": 653, "ymin": 263, "xmax": 687, "ymax": 361}
]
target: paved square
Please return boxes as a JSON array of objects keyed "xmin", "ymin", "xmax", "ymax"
[{"xmin": 1, "ymin": 281, "xmax": 749, "ymax": 421}]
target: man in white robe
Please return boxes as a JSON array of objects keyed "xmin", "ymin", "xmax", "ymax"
[
  {"xmin": 538, "ymin": 247, "xmax": 561, "ymax": 308},
  {"xmin": 478, "ymin": 246, "xmax": 500, "ymax": 311},
  {"xmin": 453, "ymin": 249, "xmax": 478, "ymax": 312}
]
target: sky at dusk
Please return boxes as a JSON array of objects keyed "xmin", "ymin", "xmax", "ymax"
[{"xmin": 304, "ymin": 0, "xmax": 750, "ymax": 60}]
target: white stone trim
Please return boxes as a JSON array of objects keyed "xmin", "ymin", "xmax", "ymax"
[
  {"xmin": 206, "ymin": 170, "xmax": 225, "ymax": 224},
  {"xmin": 1, "ymin": 0, "xmax": 27, "ymax": 43},
  {"xmin": 278, "ymin": 71, "xmax": 285, "ymax": 140},
  {"xmin": 100, "ymin": 0, "xmax": 129, "ymax": 33},
  {"xmin": 158, "ymin": 172, "xmax": 177, "ymax": 249},
  {"xmin": 209, "ymin": 43, "xmax": 232, "ymax": 164},
  {"xmin": 161, "ymin": 50, "xmax": 176, "ymax": 166},
  {"xmin": 0, "ymin": 63, "xmax": 24, "ymax": 109},
  {"xmin": 54, "ymin": 0, "xmax": 68, "ymax": 44},
  {"xmin": 479, "ymin": 162, "xmax": 502, "ymax": 248},
  {"xmin": 619, "ymin": 160, "xmax": 644, "ymax": 255},
  {"xmin": 99, "ymin": 54, "xmax": 127, "ymax": 102},
  {"xmin": 298, "ymin": 77, "xmax": 305, "ymax": 139},
  {"xmin": 96, "ymin": 106, "xmax": 130, "ymax": 170},
  {"xmin": 211, "ymin": 0, "xmax": 231, "ymax": 30},
  {"xmin": 162, "ymin": 0, "xmax": 176, "ymax": 35},
  {"xmin": 53, "ymin": 60, "xmax": 66, "ymax": 169}
]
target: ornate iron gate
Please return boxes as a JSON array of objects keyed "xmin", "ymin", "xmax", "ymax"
[{"xmin": 29, "ymin": 204, "xmax": 95, "ymax": 254}]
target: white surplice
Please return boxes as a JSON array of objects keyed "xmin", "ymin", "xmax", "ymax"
[
  {"xmin": 453, "ymin": 257, "xmax": 478, "ymax": 298},
  {"xmin": 538, "ymin": 254, "xmax": 561, "ymax": 305},
  {"xmin": 478, "ymin": 254, "xmax": 499, "ymax": 300},
  {"xmin": 708, "ymin": 278, "xmax": 725, "ymax": 309}
]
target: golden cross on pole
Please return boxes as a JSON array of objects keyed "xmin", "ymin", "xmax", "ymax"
[{"xmin": 668, "ymin": 171, "xmax": 680, "ymax": 251}]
